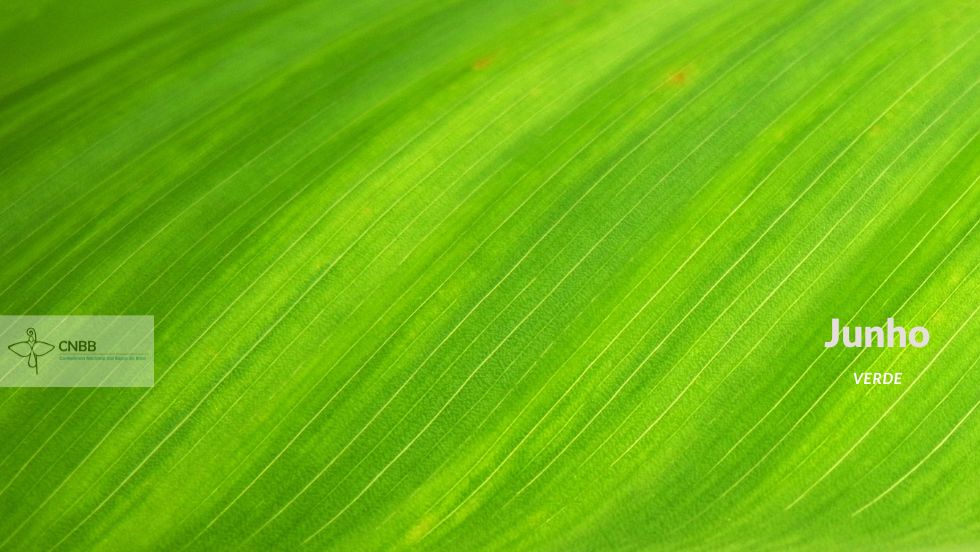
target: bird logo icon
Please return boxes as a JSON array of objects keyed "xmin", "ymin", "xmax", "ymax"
[{"xmin": 7, "ymin": 328, "xmax": 55, "ymax": 375}]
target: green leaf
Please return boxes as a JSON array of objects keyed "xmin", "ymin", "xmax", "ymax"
[{"xmin": 1, "ymin": 0, "xmax": 978, "ymax": 549}]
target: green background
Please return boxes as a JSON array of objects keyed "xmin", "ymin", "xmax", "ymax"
[{"xmin": 1, "ymin": 0, "xmax": 979, "ymax": 550}]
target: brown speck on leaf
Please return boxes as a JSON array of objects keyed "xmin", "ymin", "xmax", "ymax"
[
  {"xmin": 472, "ymin": 54, "xmax": 496, "ymax": 71},
  {"xmin": 669, "ymin": 71, "xmax": 686, "ymax": 85}
]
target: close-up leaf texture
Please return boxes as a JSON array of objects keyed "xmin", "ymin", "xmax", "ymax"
[{"xmin": 1, "ymin": 0, "xmax": 979, "ymax": 550}]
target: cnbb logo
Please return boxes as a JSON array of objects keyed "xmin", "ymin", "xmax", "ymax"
[{"xmin": 60, "ymin": 340, "xmax": 97, "ymax": 352}]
